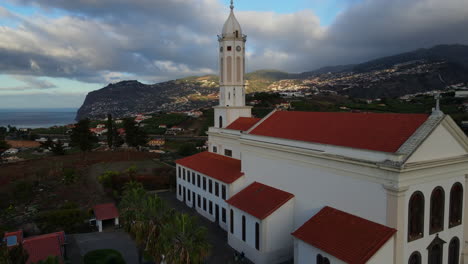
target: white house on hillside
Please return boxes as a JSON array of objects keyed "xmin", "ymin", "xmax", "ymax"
[{"xmin": 175, "ymin": 2, "xmax": 468, "ymax": 264}]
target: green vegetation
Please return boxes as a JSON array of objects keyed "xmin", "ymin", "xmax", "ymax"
[
  {"xmin": 123, "ymin": 118, "xmax": 147, "ymax": 147},
  {"xmin": 34, "ymin": 256, "xmax": 61, "ymax": 264},
  {"xmin": 70, "ymin": 119, "xmax": 98, "ymax": 152},
  {"xmin": 32, "ymin": 126, "xmax": 68, "ymax": 135},
  {"xmin": 141, "ymin": 113, "xmax": 188, "ymax": 135},
  {"xmin": 119, "ymin": 182, "xmax": 210, "ymax": 263},
  {"xmin": 0, "ymin": 243, "xmax": 29, "ymax": 264},
  {"xmin": 35, "ymin": 205, "xmax": 88, "ymax": 233},
  {"xmin": 83, "ymin": 249, "xmax": 126, "ymax": 264},
  {"xmin": 62, "ymin": 168, "xmax": 79, "ymax": 185}
]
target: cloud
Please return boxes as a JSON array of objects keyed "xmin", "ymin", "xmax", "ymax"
[
  {"xmin": 0, "ymin": 75, "xmax": 57, "ymax": 91},
  {"xmin": 0, "ymin": 0, "xmax": 466, "ymax": 87}
]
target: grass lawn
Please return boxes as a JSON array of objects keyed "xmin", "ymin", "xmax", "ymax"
[{"xmin": 84, "ymin": 249, "xmax": 126, "ymax": 264}]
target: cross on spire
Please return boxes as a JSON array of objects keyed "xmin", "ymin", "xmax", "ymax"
[
  {"xmin": 230, "ymin": 0, "xmax": 234, "ymax": 10},
  {"xmin": 432, "ymin": 91, "xmax": 444, "ymax": 115}
]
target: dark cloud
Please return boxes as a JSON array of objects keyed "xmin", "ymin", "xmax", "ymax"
[{"xmin": 0, "ymin": 0, "xmax": 467, "ymax": 85}]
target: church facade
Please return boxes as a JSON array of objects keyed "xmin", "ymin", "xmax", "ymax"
[{"xmin": 176, "ymin": 3, "xmax": 468, "ymax": 264}]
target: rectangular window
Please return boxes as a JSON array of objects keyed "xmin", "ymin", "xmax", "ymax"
[
  {"xmin": 230, "ymin": 209, "xmax": 234, "ymax": 234},
  {"xmin": 187, "ymin": 171, "xmax": 191, "ymax": 183},
  {"xmin": 224, "ymin": 149, "xmax": 233, "ymax": 157},
  {"xmin": 183, "ymin": 168, "xmax": 186, "ymax": 180},
  {"xmin": 209, "ymin": 201, "xmax": 213, "ymax": 214},
  {"xmin": 203, "ymin": 177, "xmax": 206, "ymax": 190},
  {"xmin": 187, "ymin": 190, "xmax": 191, "ymax": 201},
  {"xmin": 227, "ymin": 46, "xmax": 232, "ymax": 51},
  {"xmin": 197, "ymin": 174, "xmax": 201, "ymax": 188},
  {"xmin": 178, "ymin": 167, "xmax": 181, "ymax": 178},
  {"xmin": 213, "ymin": 146, "xmax": 217, "ymax": 153},
  {"xmin": 222, "ymin": 185, "xmax": 226, "ymax": 200},
  {"xmin": 203, "ymin": 198, "xmax": 207, "ymax": 211},
  {"xmin": 255, "ymin": 222, "xmax": 260, "ymax": 250},
  {"xmin": 178, "ymin": 184, "xmax": 181, "ymax": 195},
  {"xmin": 222, "ymin": 208, "xmax": 226, "ymax": 223},
  {"xmin": 215, "ymin": 182, "xmax": 219, "ymax": 197},
  {"xmin": 242, "ymin": 216, "xmax": 246, "ymax": 241},
  {"xmin": 192, "ymin": 172, "xmax": 195, "ymax": 184},
  {"xmin": 198, "ymin": 195, "xmax": 201, "ymax": 207},
  {"xmin": 209, "ymin": 179, "xmax": 212, "ymax": 193}
]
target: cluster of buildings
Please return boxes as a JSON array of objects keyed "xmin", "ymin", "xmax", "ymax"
[{"xmin": 176, "ymin": 4, "xmax": 468, "ymax": 264}]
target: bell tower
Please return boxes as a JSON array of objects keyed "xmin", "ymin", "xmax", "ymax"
[{"xmin": 214, "ymin": 0, "xmax": 252, "ymax": 128}]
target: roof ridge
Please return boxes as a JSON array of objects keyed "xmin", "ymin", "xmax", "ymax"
[{"xmin": 245, "ymin": 109, "xmax": 277, "ymax": 134}]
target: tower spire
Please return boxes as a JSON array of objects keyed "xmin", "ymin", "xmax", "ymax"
[{"xmin": 230, "ymin": 0, "xmax": 234, "ymax": 10}]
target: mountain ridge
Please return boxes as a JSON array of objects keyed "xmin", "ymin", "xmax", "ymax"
[{"xmin": 76, "ymin": 44, "xmax": 468, "ymax": 120}]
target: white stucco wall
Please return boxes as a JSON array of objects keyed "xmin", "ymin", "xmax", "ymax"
[
  {"xmin": 294, "ymin": 236, "xmax": 394, "ymax": 264},
  {"xmin": 294, "ymin": 239, "xmax": 345, "ymax": 264},
  {"xmin": 176, "ymin": 165, "xmax": 235, "ymax": 230},
  {"xmin": 407, "ymin": 123, "xmax": 468, "ymax": 163},
  {"xmin": 240, "ymin": 149, "xmax": 388, "ymax": 228},
  {"xmin": 208, "ymin": 131, "xmax": 243, "ymax": 159},
  {"xmin": 228, "ymin": 198, "xmax": 295, "ymax": 264}
]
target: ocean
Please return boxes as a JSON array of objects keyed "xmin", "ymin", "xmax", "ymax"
[{"xmin": 0, "ymin": 108, "xmax": 77, "ymax": 129}]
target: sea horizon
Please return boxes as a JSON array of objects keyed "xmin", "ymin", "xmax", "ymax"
[{"xmin": 0, "ymin": 108, "xmax": 78, "ymax": 129}]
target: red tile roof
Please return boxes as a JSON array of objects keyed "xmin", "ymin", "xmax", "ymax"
[
  {"xmin": 23, "ymin": 232, "xmax": 65, "ymax": 264},
  {"xmin": 226, "ymin": 117, "xmax": 262, "ymax": 131},
  {"xmin": 93, "ymin": 203, "xmax": 119, "ymax": 221},
  {"xmin": 292, "ymin": 206, "xmax": 396, "ymax": 264},
  {"xmin": 176, "ymin": 152, "xmax": 244, "ymax": 184},
  {"xmin": 227, "ymin": 182, "xmax": 294, "ymax": 219},
  {"xmin": 249, "ymin": 111, "xmax": 429, "ymax": 153}
]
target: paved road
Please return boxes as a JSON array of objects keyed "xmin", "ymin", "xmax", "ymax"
[
  {"xmin": 158, "ymin": 191, "xmax": 253, "ymax": 264},
  {"xmin": 69, "ymin": 231, "xmax": 139, "ymax": 264}
]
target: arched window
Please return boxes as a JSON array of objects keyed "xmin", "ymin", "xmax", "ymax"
[
  {"xmin": 219, "ymin": 116, "xmax": 223, "ymax": 128},
  {"xmin": 220, "ymin": 58, "xmax": 224, "ymax": 83},
  {"xmin": 236, "ymin": 56, "xmax": 241, "ymax": 82},
  {"xmin": 316, "ymin": 254, "xmax": 323, "ymax": 264},
  {"xmin": 408, "ymin": 251, "xmax": 421, "ymax": 264},
  {"xmin": 408, "ymin": 191, "xmax": 425, "ymax": 241},
  {"xmin": 230, "ymin": 209, "xmax": 234, "ymax": 234},
  {"xmin": 430, "ymin": 187, "xmax": 445, "ymax": 234},
  {"xmin": 449, "ymin": 183, "xmax": 463, "ymax": 228},
  {"xmin": 316, "ymin": 255, "xmax": 330, "ymax": 264},
  {"xmin": 448, "ymin": 237, "xmax": 460, "ymax": 264},
  {"xmin": 227, "ymin": 56, "xmax": 232, "ymax": 82}
]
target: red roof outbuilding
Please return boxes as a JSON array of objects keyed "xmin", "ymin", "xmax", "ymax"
[
  {"xmin": 227, "ymin": 182, "xmax": 294, "ymax": 219},
  {"xmin": 93, "ymin": 203, "xmax": 119, "ymax": 221},
  {"xmin": 176, "ymin": 152, "xmax": 244, "ymax": 184},
  {"xmin": 249, "ymin": 111, "xmax": 429, "ymax": 153},
  {"xmin": 226, "ymin": 117, "xmax": 261, "ymax": 131},
  {"xmin": 23, "ymin": 232, "xmax": 65, "ymax": 264},
  {"xmin": 292, "ymin": 206, "xmax": 396, "ymax": 264}
]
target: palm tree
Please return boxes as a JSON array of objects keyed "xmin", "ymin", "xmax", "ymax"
[
  {"xmin": 159, "ymin": 213, "xmax": 211, "ymax": 264},
  {"xmin": 131, "ymin": 195, "xmax": 174, "ymax": 263}
]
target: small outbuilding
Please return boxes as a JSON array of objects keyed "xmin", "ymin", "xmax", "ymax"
[{"xmin": 93, "ymin": 203, "xmax": 119, "ymax": 232}]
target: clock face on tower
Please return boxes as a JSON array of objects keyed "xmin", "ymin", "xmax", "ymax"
[{"xmin": 236, "ymin": 46, "xmax": 241, "ymax": 52}]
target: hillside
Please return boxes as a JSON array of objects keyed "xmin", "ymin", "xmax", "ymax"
[{"xmin": 77, "ymin": 44, "xmax": 468, "ymax": 120}]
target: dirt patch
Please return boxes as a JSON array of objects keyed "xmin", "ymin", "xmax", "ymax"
[{"xmin": 0, "ymin": 151, "xmax": 161, "ymax": 235}]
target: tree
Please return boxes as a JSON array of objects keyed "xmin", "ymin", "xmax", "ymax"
[
  {"xmin": 34, "ymin": 256, "xmax": 60, "ymax": 264},
  {"xmin": 0, "ymin": 243, "xmax": 29, "ymax": 264},
  {"xmin": 159, "ymin": 213, "xmax": 210, "ymax": 264},
  {"xmin": 51, "ymin": 141, "xmax": 66, "ymax": 156},
  {"xmin": 70, "ymin": 119, "xmax": 98, "ymax": 153},
  {"xmin": 123, "ymin": 118, "xmax": 147, "ymax": 148},
  {"xmin": 106, "ymin": 114, "xmax": 114, "ymax": 149},
  {"xmin": 40, "ymin": 138, "xmax": 54, "ymax": 151},
  {"xmin": 178, "ymin": 143, "xmax": 198, "ymax": 157}
]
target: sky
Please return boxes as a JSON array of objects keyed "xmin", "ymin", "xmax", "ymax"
[{"xmin": 0, "ymin": 0, "xmax": 467, "ymax": 108}]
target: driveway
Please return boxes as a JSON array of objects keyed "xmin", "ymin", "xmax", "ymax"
[{"xmin": 68, "ymin": 231, "xmax": 139, "ymax": 264}]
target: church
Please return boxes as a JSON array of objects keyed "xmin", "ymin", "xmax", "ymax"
[{"xmin": 176, "ymin": 2, "xmax": 468, "ymax": 264}]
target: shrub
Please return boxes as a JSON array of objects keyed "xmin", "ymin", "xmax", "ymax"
[
  {"xmin": 83, "ymin": 249, "xmax": 126, "ymax": 264},
  {"xmin": 62, "ymin": 168, "xmax": 78, "ymax": 185},
  {"xmin": 36, "ymin": 208, "xmax": 88, "ymax": 233},
  {"xmin": 13, "ymin": 181, "xmax": 34, "ymax": 202},
  {"xmin": 98, "ymin": 171, "xmax": 120, "ymax": 188}
]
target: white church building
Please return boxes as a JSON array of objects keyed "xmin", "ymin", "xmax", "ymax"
[{"xmin": 176, "ymin": 2, "xmax": 468, "ymax": 264}]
